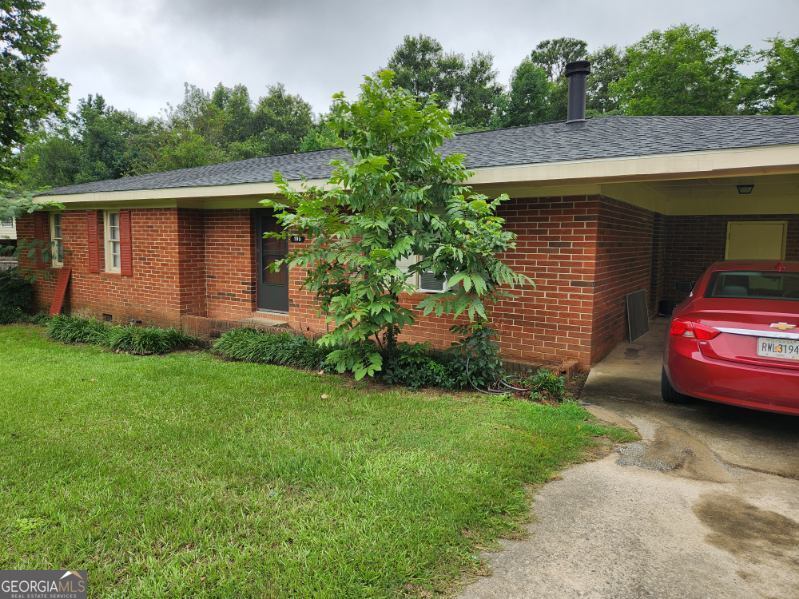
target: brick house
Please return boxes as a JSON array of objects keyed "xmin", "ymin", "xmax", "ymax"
[{"xmin": 18, "ymin": 69, "xmax": 799, "ymax": 368}]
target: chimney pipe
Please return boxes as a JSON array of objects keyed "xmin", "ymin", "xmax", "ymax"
[{"xmin": 565, "ymin": 60, "xmax": 591, "ymax": 123}]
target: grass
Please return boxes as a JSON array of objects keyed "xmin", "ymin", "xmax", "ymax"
[{"xmin": 0, "ymin": 325, "xmax": 634, "ymax": 597}]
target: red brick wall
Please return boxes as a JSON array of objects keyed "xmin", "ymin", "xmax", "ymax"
[
  {"xmin": 20, "ymin": 209, "xmax": 199, "ymax": 325},
  {"xmin": 177, "ymin": 209, "xmax": 206, "ymax": 316},
  {"xmin": 591, "ymin": 198, "xmax": 655, "ymax": 362},
  {"xmin": 204, "ymin": 210, "xmax": 256, "ymax": 320},
  {"xmin": 662, "ymin": 214, "xmax": 799, "ymax": 302},
  {"xmin": 650, "ymin": 213, "xmax": 667, "ymax": 314},
  {"xmin": 391, "ymin": 196, "xmax": 604, "ymax": 366},
  {"xmin": 17, "ymin": 199, "xmax": 664, "ymax": 367},
  {"xmin": 285, "ymin": 238, "xmax": 328, "ymax": 335}
]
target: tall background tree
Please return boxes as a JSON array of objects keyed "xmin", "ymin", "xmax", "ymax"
[
  {"xmin": 386, "ymin": 34, "xmax": 503, "ymax": 130},
  {"xmin": 502, "ymin": 37, "xmax": 593, "ymax": 126},
  {"xmin": 503, "ymin": 58, "xmax": 550, "ymax": 126},
  {"xmin": 529, "ymin": 37, "xmax": 588, "ymax": 80},
  {"xmin": 0, "ymin": 0, "xmax": 68, "ymax": 179},
  {"xmin": 612, "ymin": 24, "xmax": 749, "ymax": 115},
  {"xmin": 746, "ymin": 36, "xmax": 799, "ymax": 114},
  {"xmin": 586, "ymin": 45, "xmax": 626, "ymax": 115}
]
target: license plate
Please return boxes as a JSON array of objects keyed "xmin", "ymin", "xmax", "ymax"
[{"xmin": 757, "ymin": 337, "xmax": 799, "ymax": 361}]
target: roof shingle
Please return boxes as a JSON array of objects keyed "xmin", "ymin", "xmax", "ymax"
[{"xmin": 40, "ymin": 115, "xmax": 799, "ymax": 196}]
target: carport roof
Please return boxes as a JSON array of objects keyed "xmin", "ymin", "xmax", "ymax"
[{"xmin": 38, "ymin": 115, "xmax": 799, "ymax": 197}]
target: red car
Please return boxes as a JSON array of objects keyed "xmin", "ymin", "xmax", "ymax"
[{"xmin": 662, "ymin": 261, "xmax": 799, "ymax": 416}]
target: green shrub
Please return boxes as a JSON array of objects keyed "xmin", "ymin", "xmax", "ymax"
[
  {"xmin": 47, "ymin": 314, "xmax": 111, "ymax": 344},
  {"xmin": 382, "ymin": 343, "xmax": 453, "ymax": 390},
  {"xmin": 445, "ymin": 326, "xmax": 503, "ymax": 391},
  {"xmin": 28, "ymin": 313, "xmax": 50, "ymax": 326},
  {"xmin": 0, "ymin": 307, "xmax": 48, "ymax": 325},
  {"xmin": 0, "ymin": 305, "xmax": 25, "ymax": 324},
  {"xmin": 48, "ymin": 315, "xmax": 198, "ymax": 355},
  {"xmin": 525, "ymin": 368, "xmax": 567, "ymax": 402},
  {"xmin": 0, "ymin": 269, "xmax": 34, "ymax": 312},
  {"xmin": 212, "ymin": 328, "xmax": 329, "ymax": 370},
  {"xmin": 106, "ymin": 325, "xmax": 198, "ymax": 355}
]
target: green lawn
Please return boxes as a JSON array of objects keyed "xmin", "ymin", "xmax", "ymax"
[{"xmin": 0, "ymin": 325, "xmax": 631, "ymax": 597}]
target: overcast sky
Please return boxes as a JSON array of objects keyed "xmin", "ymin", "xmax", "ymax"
[{"xmin": 42, "ymin": 0, "xmax": 799, "ymax": 118}]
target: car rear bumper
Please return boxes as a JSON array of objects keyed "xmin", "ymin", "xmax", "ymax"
[{"xmin": 666, "ymin": 347, "xmax": 799, "ymax": 416}]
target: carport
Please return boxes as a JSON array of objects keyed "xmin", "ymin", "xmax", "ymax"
[
  {"xmin": 603, "ymin": 172, "xmax": 799, "ymax": 316},
  {"xmin": 583, "ymin": 317, "xmax": 798, "ymax": 479}
]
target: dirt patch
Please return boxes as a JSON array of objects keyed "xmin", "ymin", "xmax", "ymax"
[
  {"xmin": 616, "ymin": 425, "xmax": 732, "ymax": 483},
  {"xmin": 694, "ymin": 493, "xmax": 799, "ymax": 568}
]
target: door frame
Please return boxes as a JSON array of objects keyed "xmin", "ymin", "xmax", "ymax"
[{"xmin": 253, "ymin": 209, "xmax": 289, "ymax": 313}]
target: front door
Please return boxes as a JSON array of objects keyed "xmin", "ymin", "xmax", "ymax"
[{"xmin": 254, "ymin": 211, "xmax": 289, "ymax": 312}]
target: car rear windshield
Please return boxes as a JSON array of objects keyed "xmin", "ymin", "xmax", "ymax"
[{"xmin": 706, "ymin": 271, "xmax": 799, "ymax": 301}]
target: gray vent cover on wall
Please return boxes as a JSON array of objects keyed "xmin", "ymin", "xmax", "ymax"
[{"xmin": 626, "ymin": 290, "xmax": 650, "ymax": 342}]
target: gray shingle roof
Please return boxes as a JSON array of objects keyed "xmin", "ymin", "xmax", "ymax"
[{"xmin": 40, "ymin": 115, "xmax": 799, "ymax": 196}]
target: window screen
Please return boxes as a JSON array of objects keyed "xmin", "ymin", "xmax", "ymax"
[{"xmin": 418, "ymin": 270, "xmax": 447, "ymax": 292}]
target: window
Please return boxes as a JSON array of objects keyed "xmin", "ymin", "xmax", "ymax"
[
  {"xmin": 104, "ymin": 211, "xmax": 121, "ymax": 273},
  {"xmin": 397, "ymin": 255, "xmax": 448, "ymax": 293},
  {"xmin": 50, "ymin": 213, "xmax": 64, "ymax": 267},
  {"xmin": 0, "ymin": 217, "xmax": 13, "ymax": 228},
  {"xmin": 706, "ymin": 271, "xmax": 799, "ymax": 301}
]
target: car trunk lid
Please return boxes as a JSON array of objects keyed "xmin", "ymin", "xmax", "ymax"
[{"xmin": 685, "ymin": 298, "xmax": 799, "ymax": 371}]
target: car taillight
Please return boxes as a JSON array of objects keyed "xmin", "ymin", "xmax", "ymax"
[{"xmin": 669, "ymin": 318, "xmax": 720, "ymax": 340}]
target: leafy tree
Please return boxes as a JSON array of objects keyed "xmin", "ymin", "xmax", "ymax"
[
  {"xmin": 167, "ymin": 82, "xmax": 313, "ymax": 159},
  {"xmin": 154, "ymin": 129, "xmax": 225, "ymax": 171},
  {"xmin": 504, "ymin": 58, "xmax": 550, "ymax": 126},
  {"xmin": 612, "ymin": 24, "xmax": 749, "ymax": 115},
  {"xmin": 263, "ymin": 71, "xmax": 530, "ymax": 379},
  {"xmin": 529, "ymin": 37, "xmax": 588, "ymax": 81},
  {"xmin": 17, "ymin": 94, "xmax": 163, "ymax": 187},
  {"xmin": 452, "ymin": 52, "xmax": 504, "ymax": 129},
  {"xmin": 0, "ymin": 0, "xmax": 69, "ymax": 176},
  {"xmin": 387, "ymin": 34, "xmax": 463, "ymax": 106},
  {"xmin": 249, "ymin": 83, "xmax": 314, "ymax": 156},
  {"xmin": 17, "ymin": 134, "xmax": 80, "ymax": 188},
  {"xmin": 69, "ymin": 95, "xmax": 160, "ymax": 182},
  {"xmin": 748, "ymin": 36, "xmax": 799, "ymax": 114},
  {"xmin": 218, "ymin": 84, "xmax": 255, "ymax": 143},
  {"xmin": 587, "ymin": 45, "xmax": 626, "ymax": 115},
  {"xmin": 298, "ymin": 115, "xmax": 344, "ymax": 152},
  {"xmin": 519, "ymin": 37, "xmax": 589, "ymax": 123},
  {"xmin": 386, "ymin": 35, "xmax": 502, "ymax": 129}
]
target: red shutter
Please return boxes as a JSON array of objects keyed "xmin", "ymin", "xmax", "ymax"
[
  {"xmin": 86, "ymin": 211, "xmax": 100, "ymax": 273},
  {"xmin": 119, "ymin": 209, "xmax": 133, "ymax": 276},
  {"xmin": 33, "ymin": 212, "xmax": 49, "ymax": 268},
  {"xmin": 49, "ymin": 267, "xmax": 72, "ymax": 315}
]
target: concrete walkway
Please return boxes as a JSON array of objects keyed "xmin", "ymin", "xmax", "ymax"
[{"xmin": 460, "ymin": 319, "xmax": 799, "ymax": 599}]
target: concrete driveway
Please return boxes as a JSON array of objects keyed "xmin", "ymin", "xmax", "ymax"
[{"xmin": 460, "ymin": 319, "xmax": 799, "ymax": 599}]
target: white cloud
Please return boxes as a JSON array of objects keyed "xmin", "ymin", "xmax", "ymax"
[{"xmin": 42, "ymin": 0, "xmax": 799, "ymax": 117}]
